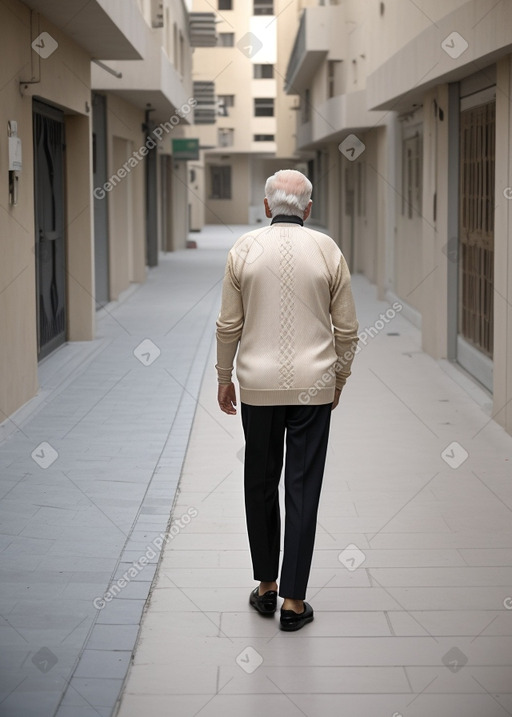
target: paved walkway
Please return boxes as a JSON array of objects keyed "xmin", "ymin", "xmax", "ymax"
[
  {"xmin": 0, "ymin": 229, "xmax": 241, "ymax": 717},
  {"xmin": 114, "ymin": 228, "xmax": 512, "ymax": 717},
  {"xmin": 2, "ymin": 225, "xmax": 512, "ymax": 717}
]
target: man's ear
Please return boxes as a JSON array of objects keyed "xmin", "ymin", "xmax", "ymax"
[
  {"xmin": 303, "ymin": 200, "xmax": 312, "ymax": 221},
  {"xmin": 264, "ymin": 198, "xmax": 272, "ymax": 218}
]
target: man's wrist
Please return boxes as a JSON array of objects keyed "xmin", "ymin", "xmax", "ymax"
[{"xmin": 215, "ymin": 362, "xmax": 233, "ymax": 385}]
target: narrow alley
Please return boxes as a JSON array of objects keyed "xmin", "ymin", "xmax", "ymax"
[{"xmin": 1, "ymin": 227, "xmax": 511, "ymax": 717}]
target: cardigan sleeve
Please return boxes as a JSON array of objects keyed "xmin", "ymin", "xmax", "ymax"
[
  {"xmin": 215, "ymin": 251, "xmax": 244, "ymax": 384},
  {"xmin": 330, "ymin": 254, "xmax": 359, "ymax": 390}
]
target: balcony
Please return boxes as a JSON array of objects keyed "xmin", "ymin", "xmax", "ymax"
[
  {"xmin": 92, "ymin": 22, "xmax": 192, "ymax": 123},
  {"xmin": 295, "ymin": 90, "xmax": 387, "ymax": 150},
  {"xmin": 285, "ymin": 7, "xmax": 329, "ymax": 94},
  {"xmin": 366, "ymin": 0, "xmax": 512, "ymax": 111},
  {"xmin": 23, "ymin": 0, "xmax": 145, "ymax": 59}
]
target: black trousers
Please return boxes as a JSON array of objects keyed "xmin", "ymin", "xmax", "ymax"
[{"xmin": 241, "ymin": 402, "xmax": 332, "ymax": 600}]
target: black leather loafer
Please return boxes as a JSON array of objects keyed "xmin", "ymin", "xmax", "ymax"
[
  {"xmin": 249, "ymin": 587, "xmax": 277, "ymax": 615},
  {"xmin": 280, "ymin": 602, "xmax": 314, "ymax": 631}
]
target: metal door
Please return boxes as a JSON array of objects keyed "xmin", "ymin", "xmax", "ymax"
[
  {"xmin": 33, "ymin": 100, "xmax": 66, "ymax": 360},
  {"xmin": 92, "ymin": 92, "xmax": 110, "ymax": 307},
  {"xmin": 458, "ymin": 99, "xmax": 495, "ymax": 359}
]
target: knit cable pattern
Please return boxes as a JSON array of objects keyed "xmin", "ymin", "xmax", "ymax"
[{"xmin": 278, "ymin": 233, "xmax": 296, "ymax": 389}]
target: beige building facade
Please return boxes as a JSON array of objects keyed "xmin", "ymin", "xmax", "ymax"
[
  {"xmin": 187, "ymin": 0, "xmax": 306, "ymax": 230},
  {"xmin": 0, "ymin": 0, "xmax": 192, "ymax": 421},
  {"xmin": 284, "ymin": 0, "xmax": 512, "ymax": 437}
]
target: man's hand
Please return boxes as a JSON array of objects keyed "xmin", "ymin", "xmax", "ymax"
[
  {"xmin": 331, "ymin": 388, "xmax": 342, "ymax": 411},
  {"xmin": 218, "ymin": 382, "xmax": 237, "ymax": 415}
]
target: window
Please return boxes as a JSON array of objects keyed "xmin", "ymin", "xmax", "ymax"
[
  {"xmin": 401, "ymin": 132, "xmax": 422, "ymax": 218},
  {"xmin": 217, "ymin": 95, "xmax": 235, "ymax": 116},
  {"xmin": 217, "ymin": 32, "xmax": 234, "ymax": 47},
  {"xmin": 173, "ymin": 23, "xmax": 178, "ymax": 66},
  {"xmin": 218, "ymin": 128, "xmax": 234, "ymax": 147},
  {"xmin": 179, "ymin": 31, "xmax": 184, "ymax": 74},
  {"xmin": 254, "ymin": 134, "xmax": 275, "ymax": 141},
  {"xmin": 327, "ymin": 61, "xmax": 334, "ymax": 98},
  {"xmin": 254, "ymin": 64, "xmax": 274, "ymax": 79},
  {"xmin": 218, "ymin": 0, "xmax": 232, "ymax": 8},
  {"xmin": 210, "ymin": 165, "xmax": 231, "ymax": 199},
  {"xmin": 254, "ymin": 98, "xmax": 274, "ymax": 116},
  {"xmin": 253, "ymin": 0, "xmax": 273, "ymax": 14},
  {"xmin": 302, "ymin": 89, "xmax": 310, "ymax": 123}
]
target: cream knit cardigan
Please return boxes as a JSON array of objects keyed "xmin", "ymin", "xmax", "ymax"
[{"xmin": 216, "ymin": 221, "xmax": 359, "ymax": 406}]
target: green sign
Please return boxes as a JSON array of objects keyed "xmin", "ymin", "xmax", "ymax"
[{"xmin": 172, "ymin": 138, "xmax": 199, "ymax": 160}]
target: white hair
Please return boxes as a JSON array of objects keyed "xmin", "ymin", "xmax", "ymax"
[{"xmin": 265, "ymin": 169, "xmax": 312, "ymax": 216}]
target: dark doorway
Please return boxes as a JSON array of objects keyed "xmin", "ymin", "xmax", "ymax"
[
  {"xmin": 33, "ymin": 99, "xmax": 66, "ymax": 360},
  {"xmin": 145, "ymin": 111, "xmax": 158, "ymax": 267},
  {"xmin": 92, "ymin": 92, "xmax": 110, "ymax": 308}
]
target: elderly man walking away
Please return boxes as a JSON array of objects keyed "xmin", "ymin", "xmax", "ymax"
[{"xmin": 215, "ymin": 169, "xmax": 359, "ymax": 631}]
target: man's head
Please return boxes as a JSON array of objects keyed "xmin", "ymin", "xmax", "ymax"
[{"xmin": 264, "ymin": 169, "xmax": 313, "ymax": 220}]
